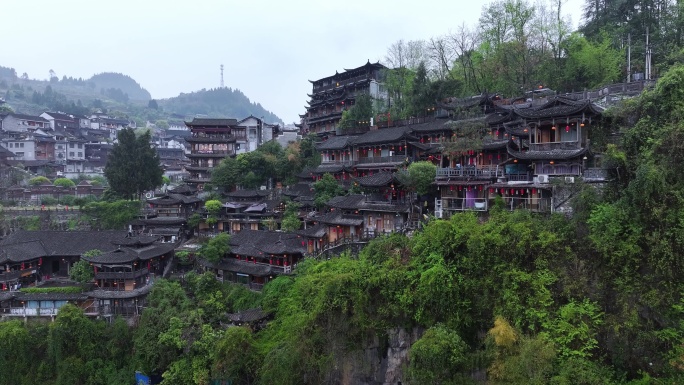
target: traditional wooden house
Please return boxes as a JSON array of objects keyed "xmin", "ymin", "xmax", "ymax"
[
  {"xmin": 146, "ymin": 193, "xmax": 202, "ymax": 218},
  {"xmin": 0, "ymin": 231, "xmax": 174, "ymax": 318},
  {"xmin": 184, "ymin": 118, "xmax": 242, "ymax": 189},
  {"xmin": 312, "ymin": 135, "xmax": 357, "ymax": 181},
  {"xmin": 81, "ymin": 235, "xmax": 175, "ymax": 291},
  {"xmin": 351, "ymin": 126, "xmax": 417, "ymax": 176},
  {"xmin": 300, "ymin": 60, "xmax": 387, "ymax": 137},
  {"xmin": 324, "ymin": 192, "xmax": 411, "ymax": 238},
  {"xmin": 219, "ymin": 190, "xmax": 280, "ymax": 233},
  {"xmin": 199, "ymin": 229, "xmax": 306, "ymax": 290}
]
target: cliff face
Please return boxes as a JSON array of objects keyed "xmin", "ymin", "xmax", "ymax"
[{"xmin": 330, "ymin": 327, "xmax": 423, "ymax": 385}]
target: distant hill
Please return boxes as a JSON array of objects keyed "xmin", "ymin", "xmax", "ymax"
[
  {"xmin": 159, "ymin": 87, "xmax": 283, "ymax": 124},
  {"xmin": 88, "ymin": 72, "xmax": 151, "ymax": 101},
  {"xmin": 0, "ymin": 65, "xmax": 283, "ymax": 124}
]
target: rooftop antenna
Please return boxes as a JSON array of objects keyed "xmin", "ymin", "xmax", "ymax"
[{"xmin": 220, "ymin": 64, "xmax": 224, "ymax": 88}]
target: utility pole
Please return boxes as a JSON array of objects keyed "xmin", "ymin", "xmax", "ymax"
[
  {"xmin": 627, "ymin": 33, "xmax": 631, "ymax": 83},
  {"xmin": 645, "ymin": 27, "xmax": 652, "ymax": 80}
]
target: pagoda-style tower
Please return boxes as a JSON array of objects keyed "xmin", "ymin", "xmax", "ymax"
[
  {"xmin": 299, "ymin": 60, "xmax": 387, "ymax": 138},
  {"xmin": 184, "ymin": 118, "xmax": 245, "ymax": 189}
]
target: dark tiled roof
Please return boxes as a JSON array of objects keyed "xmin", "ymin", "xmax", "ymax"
[
  {"xmin": 315, "ymin": 135, "xmax": 357, "ymax": 150},
  {"xmin": 230, "ymin": 230, "xmax": 307, "ymax": 256},
  {"xmin": 312, "ymin": 164, "xmax": 347, "ymax": 174},
  {"xmin": 0, "ymin": 230, "xmax": 129, "ymax": 258},
  {"xmin": 227, "ymin": 307, "xmax": 270, "ymax": 323},
  {"xmin": 186, "ymin": 118, "xmax": 238, "ymax": 127},
  {"xmin": 352, "ymin": 126, "xmax": 417, "ymax": 145},
  {"xmin": 140, "ymin": 217, "xmax": 187, "ymax": 225},
  {"xmin": 85, "ymin": 283, "xmax": 153, "ymax": 299},
  {"xmin": 353, "ymin": 171, "xmax": 395, "ymax": 187},
  {"xmin": 283, "ymin": 182, "xmax": 314, "ymax": 198},
  {"xmin": 315, "ymin": 212, "xmax": 364, "ymax": 226},
  {"xmin": 0, "ymin": 240, "xmax": 47, "ymax": 263},
  {"xmin": 3, "ymin": 113, "xmax": 49, "ymax": 122},
  {"xmin": 225, "ymin": 189, "xmax": 270, "ymax": 199},
  {"xmin": 201, "ymin": 258, "xmax": 277, "ymax": 277},
  {"xmin": 512, "ymin": 97, "xmax": 603, "ymax": 120},
  {"xmin": 83, "ymin": 243, "xmax": 175, "ymax": 264},
  {"xmin": 43, "ymin": 112, "xmax": 78, "ymax": 122},
  {"xmin": 168, "ymin": 184, "xmax": 197, "ymax": 194},
  {"xmin": 112, "ymin": 236, "xmax": 160, "ymax": 247},
  {"xmin": 297, "ymin": 223, "xmax": 327, "ymax": 238},
  {"xmin": 508, "ymin": 147, "xmax": 588, "ymax": 160},
  {"xmin": 0, "ymin": 145, "xmax": 15, "ymax": 157},
  {"xmin": 406, "ymin": 119, "xmax": 454, "ymax": 133},
  {"xmin": 325, "ymin": 194, "xmax": 410, "ymax": 213}
]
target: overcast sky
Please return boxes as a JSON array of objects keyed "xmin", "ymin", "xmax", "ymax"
[{"xmin": 0, "ymin": 0, "xmax": 584, "ymax": 123}]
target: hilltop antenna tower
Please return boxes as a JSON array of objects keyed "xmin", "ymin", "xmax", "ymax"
[{"xmin": 220, "ymin": 64, "xmax": 224, "ymax": 88}]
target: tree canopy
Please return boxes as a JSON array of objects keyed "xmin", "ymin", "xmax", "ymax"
[{"xmin": 104, "ymin": 128, "xmax": 163, "ymax": 199}]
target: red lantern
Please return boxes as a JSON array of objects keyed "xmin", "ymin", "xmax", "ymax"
[
  {"xmin": 479, "ymin": 185, "xmax": 483, "ymax": 191},
  {"xmin": 566, "ymin": 125, "xmax": 570, "ymax": 132},
  {"xmin": 489, "ymin": 188, "xmax": 494, "ymax": 193},
  {"xmin": 21, "ymin": 263, "xmax": 24, "ymax": 270},
  {"xmin": 500, "ymin": 188, "xmax": 505, "ymax": 194},
  {"xmin": 532, "ymin": 188, "xmax": 537, "ymax": 195},
  {"xmin": 450, "ymin": 186, "xmax": 454, "ymax": 191},
  {"xmin": 39, "ymin": 257, "xmax": 42, "ymax": 266}
]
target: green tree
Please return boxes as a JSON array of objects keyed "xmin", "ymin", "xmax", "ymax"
[
  {"xmin": 81, "ymin": 200, "xmax": 140, "ymax": 229},
  {"xmin": 53, "ymin": 178, "xmax": 76, "ymax": 188},
  {"xmin": 200, "ymin": 232, "xmax": 230, "ymax": 263},
  {"xmin": 281, "ymin": 202, "xmax": 301, "ymax": 232},
  {"xmin": 338, "ymin": 93, "xmax": 375, "ymax": 129},
  {"xmin": 104, "ymin": 128, "xmax": 163, "ymax": 199},
  {"xmin": 69, "ymin": 260, "xmax": 94, "ymax": 284},
  {"xmin": 29, "ymin": 176, "xmax": 51, "ymax": 186},
  {"xmin": 396, "ymin": 161, "xmax": 437, "ymax": 196},
  {"xmin": 213, "ymin": 327, "xmax": 260, "ymax": 385},
  {"xmin": 407, "ymin": 324, "xmax": 470, "ymax": 385},
  {"xmin": 313, "ymin": 173, "xmax": 345, "ymax": 209}
]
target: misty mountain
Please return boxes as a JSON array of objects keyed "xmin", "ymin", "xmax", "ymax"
[
  {"xmin": 88, "ymin": 72, "xmax": 151, "ymax": 101},
  {"xmin": 159, "ymin": 87, "xmax": 283, "ymax": 124}
]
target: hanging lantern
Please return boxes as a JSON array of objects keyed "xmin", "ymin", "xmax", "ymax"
[
  {"xmin": 458, "ymin": 185, "xmax": 462, "ymax": 191},
  {"xmin": 500, "ymin": 188, "xmax": 505, "ymax": 194},
  {"xmin": 468, "ymin": 186, "xmax": 472, "ymax": 191},
  {"xmin": 479, "ymin": 185, "xmax": 483, "ymax": 191},
  {"xmin": 489, "ymin": 187, "xmax": 494, "ymax": 193},
  {"xmin": 489, "ymin": 154, "xmax": 493, "ymax": 160},
  {"xmin": 532, "ymin": 188, "xmax": 537, "ymax": 195},
  {"xmin": 566, "ymin": 125, "xmax": 570, "ymax": 132},
  {"xmin": 510, "ymin": 188, "xmax": 515, "ymax": 195},
  {"xmin": 498, "ymin": 154, "xmax": 501, "ymax": 160},
  {"xmin": 450, "ymin": 185, "xmax": 454, "ymax": 191}
]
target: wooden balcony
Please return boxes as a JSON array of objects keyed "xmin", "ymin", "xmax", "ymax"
[
  {"xmin": 436, "ymin": 165, "xmax": 503, "ymax": 180},
  {"xmin": 356, "ymin": 155, "xmax": 405, "ymax": 164}
]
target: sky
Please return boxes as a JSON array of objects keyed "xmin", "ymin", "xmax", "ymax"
[{"xmin": 0, "ymin": 0, "xmax": 584, "ymax": 124}]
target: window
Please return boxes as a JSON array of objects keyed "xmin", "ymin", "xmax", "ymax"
[
  {"xmin": 19, "ymin": 143, "xmax": 24, "ymax": 148},
  {"xmin": 77, "ymin": 152, "xmax": 82, "ymax": 157},
  {"xmin": 69, "ymin": 143, "xmax": 74, "ymax": 148},
  {"xmin": 8, "ymin": 143, "xmax": 12, "ymax": 148},
  {"xmin": 77, "ymin": 144, "xmax": 83, "ymax": 149},
  {"xmin": 15, "ymin": 152, "xmax": 24, "ymax": 157},
  {"xmin": 69, "ymin": 152, "xmax": 74, "ymax": 157}
]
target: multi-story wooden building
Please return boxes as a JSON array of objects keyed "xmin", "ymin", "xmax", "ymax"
[
  {"xmin": 184, "ymin": 118, "xmax": 244, "ymax": 189},
  {"xmin": 300, "ymin": 60, "xmax": 387, "ymax": 138}
]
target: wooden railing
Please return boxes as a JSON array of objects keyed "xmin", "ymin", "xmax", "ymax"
[
  {"xmin": 436, "ymin": 165, "xmax": 503, "ymax": 179},
  {"xmin": 356, "ymin": 155, "xmax": 405, "ymax": 164},
  {"xmin": 442, "ymin": 197, "xmax": 488, "ymax": 211}
]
